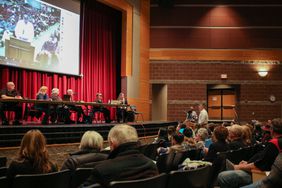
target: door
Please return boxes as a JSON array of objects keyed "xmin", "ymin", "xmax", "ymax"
[{"xmin": 207, "ymin": 88, "xmax": 237, "ymax": 121}]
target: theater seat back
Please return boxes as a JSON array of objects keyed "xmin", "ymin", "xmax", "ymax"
[
  {"xmin": 12, "ymin": 170, "xmax": 71, "ymax": 188},
  {"xmin": 110, "ymin": 173, "xmax": 167, "ymax": 188}
]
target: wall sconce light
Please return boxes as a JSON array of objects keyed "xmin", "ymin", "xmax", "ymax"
[{"xmin": 258, "ymin": 70, "xmax": 268, "ymax": 77}]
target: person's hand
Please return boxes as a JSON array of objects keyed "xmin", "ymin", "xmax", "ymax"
[
  {"xmin": 15, "ymin": 96, "xmax": 22, "ymax": 99},
  {"xmin": 234, "ymin": 165, "xmax": 240, "ymax": 170},
  {"xmin": 234, "ymin": 162, "xmax": 248, "ymax": 170},
  {"xmin": 239, "ymin": 160, "xmax": 248, "ymax": 165}
]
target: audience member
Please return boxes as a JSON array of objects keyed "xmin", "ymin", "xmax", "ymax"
[
  {"xmin": 158, "ymin": 133, "xmax": 185, "ymax": 155},
  {"xmin": 61, "ymin": 131, "xmax": 107, "ymax": 171},
  {"xmin": 0, "ymin": 81, "xmax": 23, "ymax": 125},
  {"xmin": 228, "ymin": 124, "xmax": 245, "ymax": 150},
  {"xmin": 218, "ymin": 118, "xmax": 282, "ymax": 188},
  {"xmin": 261, "ymin": 122, "xmax": 272, "ymax": 143},
  {"xmin": 153, "ymin": 127, "xmax": 170, "ymax": 147},
  {"xmin": 81, "ymin": 124, "xmax": 158, "ymax": 187},
  {"xmin": 185, "ymin": 106, "xmax": 198, "ymax": 122},
  {"xmin": 176, "ymin": 122, "xmax": 186, "ymax": 132},
  {"xmin": 186, "ymin": 121, "xmax": 197, "ymax": 137},
  {"xmin": 35, "ymin": 86, "xmax": 50, "ymax": 125},
  {"xmin": 241, "ymin": 125, "xmax": 256, "ymax": 146},
  {"xmin": 222, "ymin": 121, "xmax": 231, "ymax": 127},
  {"xmin": 252, "ymin": 120, "xmax": 263, "ymax": 142},
  {"xmin": 198, "ymin": 103, "xmax": 209, "ymax": 126},
  {"xmin": 204, "ymin": 126, "xmax": 229, "ymax": 162},
  {"xmin": 182, "ymin": 127, "xmax": 197, "ymax": 150},
  {"xmin": 195, "ymin": 128, "xmax": 212, "ymax": 150},
  {"xmin": 7, "ymin": 130, "xmax": 57, "ymax": 179},
  {"xmin": 208, "ymin": 122, "xmax": 219, "ymax": 132},
  {"xmin": 167, "ymin": 125, "xmax": 176, "ymax": 142},
  {"xmin": 241, "ymin": 152, "xmax": 282, "ymax": 188}
]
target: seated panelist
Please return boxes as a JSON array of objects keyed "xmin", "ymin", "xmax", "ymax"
[
  {"xmin": 35, "ymin": 86, "xmax": 50, "ymax": 125},
  {"xmin": 64, "ymin": 89, "xmax": 86, "ymax": 124},
  {"xmin": 116, "ymin": 92, "xmax": 128, "ymax": 123},
  {"xmin": 90, "ymin": 93, "xmax": 111, "ymax": 123},
  {"xmin": 0, "ymin": 82, "xmax": 23, "ymax": 125},
  {"xmin": 50, "ymin": 88, "xmax": 73, "ymax": 124}
]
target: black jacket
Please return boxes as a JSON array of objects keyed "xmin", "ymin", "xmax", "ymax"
[
  {"xmin": 81, "ymin": 142, "xmax": 159, "ymax": 187},
  {"xmin": 7, "ymin": 159, "xmax": 57, "ymax": 179},
  {"xmin": 262, "ymin": 153, "xmax": 282, "ymax": 188},
  {"xmin": 61, "ymin": 149, "xmax": 108, "ymax": 171},
  {"xmin": 204, "ymin": 141, "xmax": 230, "ymax": 162},
  {"xmin": 228, "ymin": 138, "xmax": 245, "ymax": 150}
]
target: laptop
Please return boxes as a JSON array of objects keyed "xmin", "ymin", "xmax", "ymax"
[
  {"xmin": 110, "ymin": 100, "xmax": 121, "ymax": 105},
  {"xmin": 62, "ymin": 94, "xmax": 71, "ymax": 101}
]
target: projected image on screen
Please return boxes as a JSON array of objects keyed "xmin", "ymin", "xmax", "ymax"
[{"xmin": 0, "ymin": 0, "xmax": 80, "ymax": 75}]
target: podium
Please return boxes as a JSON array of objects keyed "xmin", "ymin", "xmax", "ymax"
[{"xmin": 5, "ymin": 37, "xmax": 35, "ymax": 62}]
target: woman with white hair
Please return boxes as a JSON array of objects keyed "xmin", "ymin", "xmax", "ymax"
[
  {"xmin": 81, "ymin": 124, "xmax": 158, "ymax": 187},
  {"xmin": 61, "ymin": 131, "xmax": 107, "ymax": 170}
]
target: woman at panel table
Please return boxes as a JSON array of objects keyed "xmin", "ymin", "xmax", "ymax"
[
  {"xmin": 35, "ymin": 86, "xmax": 50, "ymax": 125},
  {"xmin": 116, "ymin": 92, "xmax": 128, "ymax": 123}
]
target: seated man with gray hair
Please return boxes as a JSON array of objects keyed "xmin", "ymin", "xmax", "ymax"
[
  {"xmin": 81, "ymin": 124, "xmax": 158, "ymax": 187},
  {"xmin": 63, "ymin": 89, "xmax": 86, "ymax": 124},
  {"xmin": 50, "ymin": 88, "xmax": 73, "ymax": 124}
]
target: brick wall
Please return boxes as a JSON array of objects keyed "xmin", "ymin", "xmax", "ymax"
[
  {"xmin": 149, "ymin": 0, "xmax": 282, "ymax": 122},
  {"xmin": 150, "ymin": 61, "xmax": 282, "ymax": 122}
]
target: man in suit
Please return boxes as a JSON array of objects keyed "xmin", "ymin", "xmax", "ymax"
[{"xmin": 80, "ymin": 124, "xmax": 158, "ymax": 187}]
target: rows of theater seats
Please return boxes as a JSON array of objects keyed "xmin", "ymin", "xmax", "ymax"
[
  {"xmin": 0, "ymin": 166, "xmax": 211, "ymax": 188},
  {"xmin": 0, "ymin": 142, "xmax": 265, "ymax": 188}
]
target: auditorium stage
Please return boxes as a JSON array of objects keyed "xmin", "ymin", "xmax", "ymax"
[{"xmin": 0, "ymin": 121, "xmax": 178, "ymax": 147}]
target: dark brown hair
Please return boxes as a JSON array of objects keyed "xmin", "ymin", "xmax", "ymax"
[{"xmin": 213, "ymin": 126, "xmax": 229, "ymax": 142}]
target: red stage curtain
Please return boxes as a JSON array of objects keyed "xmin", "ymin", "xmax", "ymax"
[{"xmin": 0, "ymin": 1, "xmax": 121, "ymax": 109}]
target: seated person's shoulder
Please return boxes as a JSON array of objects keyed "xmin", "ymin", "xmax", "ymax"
[{"xmin": 62, "ymin": 152, "xmax": 107, "ymax": 170}]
